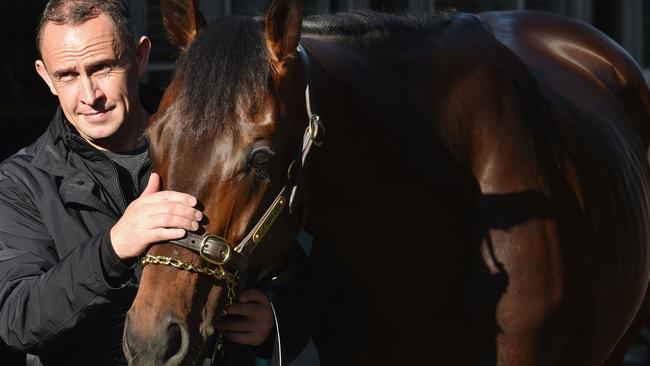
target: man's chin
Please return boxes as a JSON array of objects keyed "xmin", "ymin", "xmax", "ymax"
[{"xmin": 76, "ymin": 124, "xmax": 122, "ymax": 148}]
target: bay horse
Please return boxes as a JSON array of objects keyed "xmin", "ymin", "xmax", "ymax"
[{"xmin": 124, "ymin": 0, "xmax": 650, "ymax": 364}]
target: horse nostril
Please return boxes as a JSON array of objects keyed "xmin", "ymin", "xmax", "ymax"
[
  {"xmin": 123, "ymin": 316, "xmax": 135, "ymax": 362},
  {"xmin": 164, "ymin": 323, "xmax": 182, "ymax": 361},
  {"xmin": 162, "ymin": 317, "xmax": 190, "ymax": 365}
]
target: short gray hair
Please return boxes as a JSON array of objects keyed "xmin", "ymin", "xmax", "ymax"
[{"xmin": 37, "ymin": 0, "xmax": 136, "ymax": 56}]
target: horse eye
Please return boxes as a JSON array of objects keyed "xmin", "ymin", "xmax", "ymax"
[{"xmin": 249, "ymin": 148, "xmax": 274, "ymax": 168}]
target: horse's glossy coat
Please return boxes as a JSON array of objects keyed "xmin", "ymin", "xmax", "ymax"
[{"xmin": 124, "ymin": 1, "xmax": 650, "ymax": 364}]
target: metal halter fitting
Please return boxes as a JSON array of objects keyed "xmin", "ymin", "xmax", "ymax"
[{"xmin": 141, "ymin": 43, "xmax": 323, "ymax": 282}]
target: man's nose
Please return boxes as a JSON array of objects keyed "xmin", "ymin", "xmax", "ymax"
[{"xmin": 79, "ymin": 76, "xmax": 101, "ymax": 106}]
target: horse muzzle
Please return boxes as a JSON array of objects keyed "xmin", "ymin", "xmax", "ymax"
[{"xmin": 123, "ymin": 313, "xmax": 191, "ymax": 366}]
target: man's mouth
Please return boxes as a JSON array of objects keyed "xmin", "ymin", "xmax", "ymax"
[{"xmin": 81, "ymin": 107, "xmax": 113, "ymax": 122}]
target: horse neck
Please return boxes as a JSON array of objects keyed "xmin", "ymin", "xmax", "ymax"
[{"xmin": 298, "ymin": 37, "xmax": 480, "ymax": 238}]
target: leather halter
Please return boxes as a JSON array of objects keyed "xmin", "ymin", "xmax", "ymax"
[
  {"xmin": 139, "ymin": 43, "xmax": 322, "ymax": 365},
  {"xmin": 141, "ymin": 43, "xmax": 323, "ymax": 282}
]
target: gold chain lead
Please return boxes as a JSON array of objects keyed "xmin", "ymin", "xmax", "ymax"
[
  {"xmin": 140, "ymin": 254, "xmax": 240, "ymax": 364},
  {"xmin": 141, "ymin": 254, "xmax": 238, "ymax": 283}
]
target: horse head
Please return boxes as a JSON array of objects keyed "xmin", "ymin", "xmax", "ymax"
[{"xmin": 123, "ymin": 1, "xmax": 308, "ymax": 364}]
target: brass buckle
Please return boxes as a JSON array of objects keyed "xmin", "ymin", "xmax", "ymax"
[{"xmin": 199, "ymin": 235, "xmax": 232, "ymax": 265}]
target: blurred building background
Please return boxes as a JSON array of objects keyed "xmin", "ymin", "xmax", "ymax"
[
  {"xmin": 0, "ymin": 1, "xmax": 649, "ymax": 364},
  {"xmin": 1, "ymin": 0, "xmax": 649, "ymax": 161},
  {"xmin": 141, "ymin": 0, "xmax": 650, "ymax": 89}
]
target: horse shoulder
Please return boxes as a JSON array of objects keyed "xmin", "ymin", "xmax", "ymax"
[
  {"xmin": 432, "ymin": 13, "xmax": 638, "ymax": 363},
  {"xmin": 477, "ymin": 10, "xmax": 650, "ymax": 363}
]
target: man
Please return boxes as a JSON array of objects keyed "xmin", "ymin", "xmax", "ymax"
[{"xmin": 0, "ymin": 1, "xmax": 308, "ymax": 364}]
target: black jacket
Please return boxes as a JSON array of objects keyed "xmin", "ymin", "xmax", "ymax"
[
  {"xmin": 0, "ymin": 92, "xmax": 159, "ymax": 364},
  {"xmin": 0, "ymin": 88, "xmax": 311, "ymax": 365}
]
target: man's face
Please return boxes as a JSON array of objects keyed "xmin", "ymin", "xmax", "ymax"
[{"xmin": 36, "ymin": 13, "xmax": 150, "ymax": 151}]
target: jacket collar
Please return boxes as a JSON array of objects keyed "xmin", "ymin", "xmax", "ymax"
[{"xmin": 30, "ymin": 107, "xmax": 82, "ymax": 177}]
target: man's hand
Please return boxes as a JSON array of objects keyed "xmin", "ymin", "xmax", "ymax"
[
  {"xmin": 110, "ymin": 172, "xmax": 202, "ymax": 259},
  {"xmin": 216, "ymin": 288, "xmax": 274, "ymax": 346}
]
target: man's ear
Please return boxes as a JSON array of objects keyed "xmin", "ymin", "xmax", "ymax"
[
  {"xmin": 35, "ymin": 60, "xmax": 57, "ymax": 96},
  {"xmin": 134, "ymin": 36, "xmax": 152, "ymax": 77}
]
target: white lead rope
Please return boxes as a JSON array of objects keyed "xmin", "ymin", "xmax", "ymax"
[{"xmin": 270, "ymin": 301, "xmax": 282, "ymax": 366}]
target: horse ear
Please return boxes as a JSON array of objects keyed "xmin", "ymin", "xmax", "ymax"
[
  {"xmin": 160, "ymin": 0, "xmax": 207, "ymax": 50},
  {"xmin": 265, "ymin": 0, "xmax": 303, "ymax": 72}
]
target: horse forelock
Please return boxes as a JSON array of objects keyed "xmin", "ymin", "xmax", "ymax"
[{"xmin": 172, "ymin": 16, "xmax": 271, "ymax": 142}]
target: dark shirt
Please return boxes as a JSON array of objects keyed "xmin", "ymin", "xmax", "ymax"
[{"xmin": 102, "ymin": 143, "xmax": 149, "ymax": 204}]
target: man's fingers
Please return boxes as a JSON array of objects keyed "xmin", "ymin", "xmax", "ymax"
[
  {"xmin": 140, "ymin": 189, "xmax": 197, "ymax": 207},
  {"xmin": 224, "ymin": 302, "xmax": 261, "ymax": 317},
  {"xmin": 215, "ymin": 289, "xmax": 274, "ymax": 347},
  {"xmin": 153, "ymin": 190, "xmax": 197, "ymax": 206},
  {"xmin": 152, "ymin": 227, "xmax": 187, "ymax": 242},
  {"xmin": 110, "ymin": 180, "xmax": 201, "ymax": 259},
  {"xmin": 220, "ymin": 331, "xmax": 259, "ymax": 346},
  {"xmin": 237, "ymin": 288, "xmax": 267, "ymax": 303},
  {"xmin": 216, "ymin": 317, "xmax": 256, "ymax": 333},
  {"xmin": 152, "ymin": 214, "xmax": 199, "ymax": 232},
  {"xmin": 150, "ymin": 202, "xmax": 202, "ymax": 221},
  {"xmin": 142, "ymin": 172, "xmax": 160, "ymax": 196}
]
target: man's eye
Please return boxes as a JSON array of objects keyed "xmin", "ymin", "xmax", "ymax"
[
  {"xmin": 95, "ymin": 64, "xmax": 111, "ymax": 75},
  {"xmin": 58, "ymin": 72, "xmax": 76, "ymax": 81}
]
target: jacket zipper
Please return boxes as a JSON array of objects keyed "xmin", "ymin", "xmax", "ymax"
[
  {"xmin": 106, "ymin": 157, "xmax": 128, "ymax": 214},
  {"xmin": 68, "ymin": 134, "xmax": 130, "ymax": 215}
]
